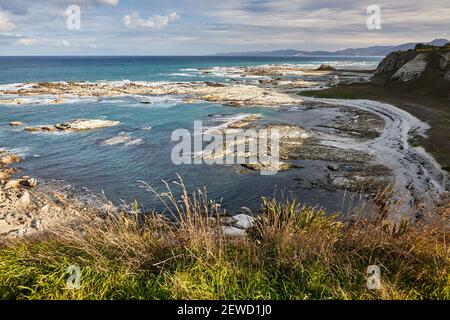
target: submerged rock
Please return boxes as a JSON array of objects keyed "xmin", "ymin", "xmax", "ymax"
[{"xmin": 101, "ymin": 134, "xmax": 143, "ymax": 146}]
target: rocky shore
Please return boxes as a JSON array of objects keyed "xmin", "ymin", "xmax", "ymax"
[
  {"xmin": 1, "ymin": 62, "xmax": 448, "ymax": 237},
  {"xmin": 0, "ymin": 81, "xmax": 300, "ymax": 107},
  {"xmin": 0, "ymin": 148, "xmax": 260, "ymax": 238}
]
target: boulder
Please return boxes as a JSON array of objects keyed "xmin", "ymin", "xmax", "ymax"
[
  {"xmin": 16, "ymin": 191, "xmax": 32, "ymax": 207},
  {"xmin": 232, "ymin": 214, "xmax": 255, "ymax": 229},
  {"xmin": 221, "ymin": 226, "xmax": 246, "ymax": 237},
  {"xmin": 9, "ymin": 121, "xmax": 23, "ymax": 126}
]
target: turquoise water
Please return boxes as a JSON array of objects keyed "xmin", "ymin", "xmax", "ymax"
[{"xmin": 0, "ymin": 56, "xmax": 382, "ymax": 213}]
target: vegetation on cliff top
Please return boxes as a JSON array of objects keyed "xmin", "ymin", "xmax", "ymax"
[{"xmin": 0, "ymin": 182, "xmax": 448, "ymax": 300}]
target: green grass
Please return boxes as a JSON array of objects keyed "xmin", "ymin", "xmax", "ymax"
[{"xmin": 0, "ymin": 185, "xmax": 448, "ymax": 300}]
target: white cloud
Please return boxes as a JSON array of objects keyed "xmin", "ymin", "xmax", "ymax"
[
  {"xmin": 0, "ymin": 11, "xmax": 15, "ymax": 31},
  {"xmin": 123, "ymin": 11, "xmax": 180, "ymax": 29},
  {"xmin": 15, "ymin": 38, "xmax": 71, "ymax": 47}
]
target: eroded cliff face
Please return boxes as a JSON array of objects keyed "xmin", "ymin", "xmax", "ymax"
[{"xmin": 371, "ymin": 46, "xmax": 450, "ymax": 98}]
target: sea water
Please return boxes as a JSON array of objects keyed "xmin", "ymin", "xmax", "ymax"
[{"xmin": 0, "ymin": 56, "xmax": 381, "ymax": 213}]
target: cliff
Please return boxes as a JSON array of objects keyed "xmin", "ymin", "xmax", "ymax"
[{"xmin": 371, "ymin": 45, "xmax": 450, "ymax": 98}]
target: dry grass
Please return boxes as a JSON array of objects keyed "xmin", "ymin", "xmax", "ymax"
[{"xmin": 0, "ymin": 180, "xmax": 448, "ymax": 300}]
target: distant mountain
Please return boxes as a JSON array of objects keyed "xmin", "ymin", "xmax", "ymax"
[{"xmin": 216, "ymin": 39, "xmax": 450, "ymax": 57}]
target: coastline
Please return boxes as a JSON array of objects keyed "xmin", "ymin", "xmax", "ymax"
[
  {"xmin": 0, "ymin": 60, "xmax": 449, "ymax": 301},
  {"xmin": 299, "ymin": 84, "xmax": 450, "ymax": 172}
]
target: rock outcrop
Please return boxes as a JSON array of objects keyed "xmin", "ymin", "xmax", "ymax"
[
  {"xmin": 372, "ymin": 44, "xmax": 450, "ymax": 98},
  {"xmin": 25, "ymin": 119, "xmax": 120, "ymax": 133}
]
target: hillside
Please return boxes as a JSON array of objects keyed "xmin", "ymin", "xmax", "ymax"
[
  {"xmin": 217, "ymin": 39, "xmax": 449, "ymax": 57},
  {"xmin": 371, "ymin": 44, "xmax": 450, "ymax": 98}
]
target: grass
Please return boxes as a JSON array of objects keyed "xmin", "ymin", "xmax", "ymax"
[{"xmin": 0, "ymin": 180, "xmax": 448, "ymax": 300}]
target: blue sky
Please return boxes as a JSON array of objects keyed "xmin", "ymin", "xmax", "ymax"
[{"xmin": 0, "ymin": 0, "xmax": 449, "ymax": 55}]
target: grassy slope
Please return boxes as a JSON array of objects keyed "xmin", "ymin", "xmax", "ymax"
[
  {"xmin": 300, "ymin": 84, "xmax": 450, "ymax": 171},
  {"xmin": 0, "ymin": 192, "xmax": 448, "ymax": 300}
]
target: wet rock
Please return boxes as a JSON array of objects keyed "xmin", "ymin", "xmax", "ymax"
[
  {"xmin": 327, "ymin": 164, "xmax": 339, "ymax": 171},
  {"xmin": 326, "ymin": 164, "xmax": 394, "ymax": 193},
  {"xmin": 281, "ymin": 144, "xmax": 373, "ymax": 163},
  {"xmin": 9, "ymin": 121, "xmax": 23, "ymax": 126},
  {"xmin": 325, "ymin": 108, "xmax": 384, "ymax": 139}
]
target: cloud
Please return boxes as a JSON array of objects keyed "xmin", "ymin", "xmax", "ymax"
[
  {"xmin": 15, "ymin": 38, "xmax": 71, "ymax": 47},
  {"xmin": 0, "ymin": 11, "xmax": 15, "ymax": 31},
  {"xmin": 123, "ymin": 11, "xmax": 180, "ymax": 29},
  {"xmin": 0, "ymin": 0, "xmax": 118, "ymax": 16}
]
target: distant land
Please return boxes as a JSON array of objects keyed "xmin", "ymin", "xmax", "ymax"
[{"xmin": 216, "ymin": 39, "xmax": 449, "ymax": 57}]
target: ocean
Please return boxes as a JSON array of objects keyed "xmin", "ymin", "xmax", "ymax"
[{"xmin": 0, "ymin": 56, "xmax": 382, "ymax": 213}]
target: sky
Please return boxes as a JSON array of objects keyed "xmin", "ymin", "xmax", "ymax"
[{"xmin": 0, "ymin": 0, "xmax": 449, "ymax": 55}]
